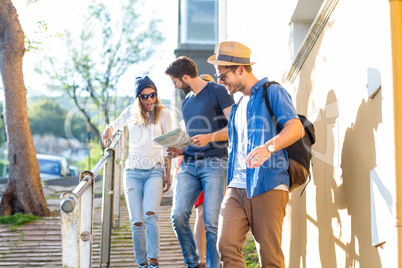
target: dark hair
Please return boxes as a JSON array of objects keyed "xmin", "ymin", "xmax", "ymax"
[
  {"xmin": 243, "ymin": 65, "xmax": 252, "ymax": 73},
  {"xmin": 165, "ymin": 56, "xmax": 198, "ymax": 79},
  {"xmin": 223, "ymin": 65, "xmax": 252, "ymax": 73}
]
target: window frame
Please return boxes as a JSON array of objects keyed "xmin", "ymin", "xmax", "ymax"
[{"xmin": 180, "ymin": 0, "xmax": 219, "ymax": 45}]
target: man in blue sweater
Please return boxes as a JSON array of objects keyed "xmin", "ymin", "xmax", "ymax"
[{"xmin": 165, "ymin": 56, "xmax": 234, "ymax": 268}]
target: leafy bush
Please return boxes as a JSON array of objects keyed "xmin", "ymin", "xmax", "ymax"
[
  {"xmin": 0, "ymin": 158, "xmax": 9, "ymax": 177},
  {"xmin": 243, "ymin": 237, "xmax": 260, "ymax": 268},
  {"xmin": 75, "ymin": 142, "xmax": 104, "ymax": 172}
]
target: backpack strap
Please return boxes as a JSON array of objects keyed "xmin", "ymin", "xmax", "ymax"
[
  {"xmin": 207, "ymin": 82, "xmax": 220, "ymax": 113},
  {"xmin": 262, "ymin": 81, "xmax": 282, "ymax": 134},
  {"xmin": 182, "ymin": 91, "xmax": 195, "ymax": 109},
  {"xmin": 206, "ymin": 82, "xmax": 228, "ymax": 129},
  {"xmin": 182, "ymin": 83, "xmax": 229, "ymax": 129},
  {"xmin": 263, "ymin": 81, "xmax": 312, "ymax": 197}
]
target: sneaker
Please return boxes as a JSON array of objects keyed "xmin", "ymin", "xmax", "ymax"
[
  {"xmin": 150, "ymin": 263, "xmax": 159, "ymax": 268},
  {"xmin": 138, "ymin": 263, "xmax": 148, "ymax": 268}
]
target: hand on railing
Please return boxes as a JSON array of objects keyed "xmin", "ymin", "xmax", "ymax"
[{"xmin": 101, "ymin": 125, "xmax": 115, "ymax": 146}]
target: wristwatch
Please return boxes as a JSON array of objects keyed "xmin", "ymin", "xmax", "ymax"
[{"xmin": 265, "ymin": 144, "xmax": 275, "ymax": 154}]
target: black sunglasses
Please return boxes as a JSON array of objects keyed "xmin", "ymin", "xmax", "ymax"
[
  {"xmin": 139, "ymin": 92, "xmax": 157, "ymax": 100},
  {"xmin": 215, "ymin": 66, "xmax": 237, "ymax": 82}
]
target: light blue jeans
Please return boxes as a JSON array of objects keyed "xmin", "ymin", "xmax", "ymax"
[
  {"xmin": 124, "ymin": 165, "xmax": 164, "ymax": 265},
  {"xmin": 171, "ymin": 157, "xmax": 228, "ymax": 268}
]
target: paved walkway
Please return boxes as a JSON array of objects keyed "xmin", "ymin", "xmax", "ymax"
[{"xmin": 0, "ymin": 178, "xmax": 193, "ymax": 267}]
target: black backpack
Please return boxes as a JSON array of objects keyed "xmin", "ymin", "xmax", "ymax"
[{"xmin": 263, "ymin": 81, "xmax": 316, "ymax": 195}]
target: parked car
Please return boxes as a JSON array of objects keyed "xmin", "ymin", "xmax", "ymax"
[
  {"xmin": 69, "ymin": 165, "xmax": 79, "ymax": 176},
  {"xmin": 37, "ymin": 154, "xmax": 71, "ymax": 181}
]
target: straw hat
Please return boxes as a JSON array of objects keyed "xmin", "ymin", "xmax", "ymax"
[{"xmin": 207, "ymin": 41, "xmax": 256, "ymax": 66}]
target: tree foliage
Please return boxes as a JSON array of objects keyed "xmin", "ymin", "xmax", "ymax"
[
  {"xmin": 28, "ymin": 99, "xmax": 87, "ymax": 142},
  {"xmin": 0, "ymin": 105, "xmax": 6, "ymax": 146},
  {"xmin": 38, "ymin": 0, "xmax": 164, "ymax": 145}
]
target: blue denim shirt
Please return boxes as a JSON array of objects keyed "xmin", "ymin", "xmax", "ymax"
[{"xmin": 227, "ymin": 77, "xmax": 299, "ymax": 197}]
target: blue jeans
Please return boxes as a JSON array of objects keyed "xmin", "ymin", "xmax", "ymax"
[
  {"xmin": 123, "ymin": 165, "xmax": 164, "ymax": 264},
  {"xmin": 171, "ymin": 158, "xmax": 228, "ymax": 268}
]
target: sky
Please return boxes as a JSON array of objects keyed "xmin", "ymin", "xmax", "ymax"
[{"xmin": 7, "ymin": 0, "xmax": 179, "ymax": 101}]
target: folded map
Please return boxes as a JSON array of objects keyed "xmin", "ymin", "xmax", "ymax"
[{"xmin": 153, "ymin": 127, "xmax": 191, "ymax": 148}]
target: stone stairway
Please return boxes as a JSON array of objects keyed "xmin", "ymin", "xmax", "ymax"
[{"xmin": 0, "ymin": 186, "xmax": 192, "ymax": 268}]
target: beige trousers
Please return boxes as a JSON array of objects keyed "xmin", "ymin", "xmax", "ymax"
[{"xmin": 217, "ymin": 187, "xmax": 289, "ymax": 268}]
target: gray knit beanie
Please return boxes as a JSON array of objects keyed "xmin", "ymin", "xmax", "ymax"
[{"xmin": 135, "ymin": 76, "xmax": 157, "ymax": 98}]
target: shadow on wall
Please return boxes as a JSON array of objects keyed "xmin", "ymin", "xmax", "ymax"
[
  {"xmin": 312, "ymin": 89, "xmax": 339, "ymax": 268},
  {"xmin": 288, "ymin": 89, "xmax": 339, "ymax": 268},
  {"xmin": 336, "ymin": 88, "xmax": 383, "ymax": 267},
  {"xmin": 289, "ymin": 84, "xmax": 384, "ymax": 267}
]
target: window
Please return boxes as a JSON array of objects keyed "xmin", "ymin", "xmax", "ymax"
[
  {"xmin": 289, "ymin": 0, "xmax": 325, "ymax": 60},
  {"xmin": 180, "ymin": 0, "xmax": 218, "ymax": 44},
  {"xmin": 286, "ymin": 0, "xmax": 338, "ymax": 82}
]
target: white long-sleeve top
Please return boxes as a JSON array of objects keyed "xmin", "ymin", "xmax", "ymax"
[{"xmin": 108, "ymin": 105, "xmax": 172, "ymax": 170}]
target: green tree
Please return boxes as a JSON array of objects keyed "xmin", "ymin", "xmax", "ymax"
[
  {"xmin": 75, "ymin": 142, "xmax": 104, "ymax": 173},
  {"xmin": 28, "ymin": 99, "xmax": 87, "ymax": 142},
  {"xmin": 0, "ymin": 105, "xmax": 7, "ymax": 146},
  {"xmin": 0, "ymin": 0, "xmax": 50, "ymax": 216},
  {"xmin": 38, "ymin": 0, "xmax": 164, "ymax": 146}
]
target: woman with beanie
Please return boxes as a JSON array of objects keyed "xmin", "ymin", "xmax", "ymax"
[{"xmin": 101, "ymin": 76, "xmax": 172, "ymax": 268}]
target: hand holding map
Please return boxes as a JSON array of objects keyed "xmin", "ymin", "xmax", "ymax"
[{"xmin": 153, "ymin": 127, "xmax": 192, "ymax": 148}]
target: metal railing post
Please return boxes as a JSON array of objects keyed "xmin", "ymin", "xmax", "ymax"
[
  {"xmin": 112, "ymin": 134, "xmax": 122, "ymax": 229},
  {"xmin": 99, "ymin": 148, "xmax": 115, "ymax": 268},
  {"xmin": 61, "ymin": 192, "xmax": 79, "ymax": 267},
  {"xmin": 120, "ymin": 128, "xmax": 128, "ymax": 200},
  {"xmin": 61, "ymin": 172, "xmax": 95, "ymax": 268},
  {"xmin": 79, "ymin": 174, "xmax": 95, "ymax": 268}
]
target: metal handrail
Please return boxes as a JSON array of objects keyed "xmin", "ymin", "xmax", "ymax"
[{"xmin": 60, "ymin": 128, "xmax": 127, "ymax": 268}]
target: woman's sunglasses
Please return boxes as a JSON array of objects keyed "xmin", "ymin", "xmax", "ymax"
[{"xmin": 139, "ymin": 92, "xmax": 157, "ymax": 101}]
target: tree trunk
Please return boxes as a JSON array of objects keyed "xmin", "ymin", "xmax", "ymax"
[{"xmin": 0, "ymin": 0, "xmax": 50, "ymax": 216}]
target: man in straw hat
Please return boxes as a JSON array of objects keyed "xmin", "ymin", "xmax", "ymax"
[
  {"xmin": 165, "ymin": 56, "xmax": 234, "ymax": 268},
  {"xmin": 208, "ymin": 41, "xmax": 304, "ymax": 267}
]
